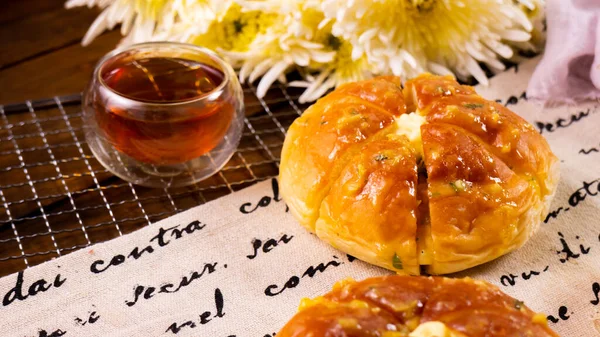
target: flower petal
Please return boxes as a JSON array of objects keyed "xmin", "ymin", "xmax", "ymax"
[
  {"xmin": 500, "ymin": 29, "xmax": 531, "ymax": 42},
  {"xmin": 288, "ymin": 80, "xmax": 310, "ymax": 88},
  {"xmin": 300, "ymin": 76, "xmax": 336, "ymax": 103},
  {"xmin": 427, "ymin": 62, "xmax": 454, "ymax": 76},
  {"xmin": 465, "ymin": 57, "xmax": 488, "ymax": 86},
  {"xmin": 249, "ymin": 59, "xmax": 275, "ymax": 83},
  {"xmin": 298, "ymin": 68, "xmax": 331, "ymax": 102},
  {"xmin": 82, "ymin": 9, "xmax": 109, "ymax": 46},
  {"xmin": 256, "ymin": 61, "xmax": 289, "ymax": 98}
]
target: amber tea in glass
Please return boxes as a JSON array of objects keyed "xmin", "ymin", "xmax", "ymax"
[{"xmin": 84, "ymin": 42, "xmax": 244, "ymax": 188}]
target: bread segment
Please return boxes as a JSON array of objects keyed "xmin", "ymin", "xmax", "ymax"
[
  {"xmin": 280, "ymin": 76, "xmax": 405, "ymax": 231},
  {"xmin": 316, "ymin": 133, "xmax": 420, "ymax": 275},
  {"xmin": 405, "ymin": 73, "xmax": 559, "ymax": 274},
  {"xmin": 421, "ymin": 122, "xmax": 537, "ymax": 274},
  {"xmin": 403, "ymin": 73, "xmax": 476, "ymax": 114},
  {"xmin": 332, "ymin": 75, "xmax": 407, "ymax": 116},
  {"xmin": 405, "ymin": 74, "xmax": 559, "ymax": 199}
]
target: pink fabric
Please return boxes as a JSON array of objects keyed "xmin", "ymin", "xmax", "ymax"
[{"xmin": 527, "ymin": 0, "xmax": 600, "ymax": 105}]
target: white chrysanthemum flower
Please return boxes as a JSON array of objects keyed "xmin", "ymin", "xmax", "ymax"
[
  {"xmin": 505, "ymin": 0, "xmax": 546, "ymax": 59},
  {"xmin": 233, "ymin": 0, "xmax": 373, "ymax": 102},
  {"xmin": 290, "ymin": 36, "xmax": 375, "ymax": 103},
  {"xmin": 213, "ymin": 1, "xmax": 336, "ymax": 98},
  {"xmin": 66, "ymin": 0, "xmax": 225, "ymax": 46},
  {"xmin": 321, "ymin": 0, "xmax": 540, "ymax": 85},
  {"xmin": 68, "ymin": 0, "xmax": 544, "ymax": 101},
  {"xmin": 150, "ymin": 0, "xmax": 232, "ymax": 44}
]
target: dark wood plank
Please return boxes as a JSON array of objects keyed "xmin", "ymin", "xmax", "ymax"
[
  {"xmin": 0, "ymin": 0, "xmax": 66, "ymax": 24},
  {"xmin": 0, "ymin": 5, "xmax": 103, "ymax": 69},
  {"xmin": 0, "ymin": 30, "xmax": 122, "ymax": 104}
]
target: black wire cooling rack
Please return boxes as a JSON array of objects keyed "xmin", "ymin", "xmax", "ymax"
[{"xmin": 0, "ymin": 84, "xmax": 309, "ymax": 277}]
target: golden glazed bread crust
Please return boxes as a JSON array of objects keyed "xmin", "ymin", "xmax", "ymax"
[
  {"xmin": 316, "ymin": 133, "xmax": 420, "ymax": 275},
  {"xmin": 280, "ymin": 76, "xmax": 406, "ymax": 230},
  {"xmin": 279, "ymin": 75, "xmax": 559, "ymax": 275},
  {"xmin": 277, "ymin": 276, "xmax": 560, "ymax": 337}
]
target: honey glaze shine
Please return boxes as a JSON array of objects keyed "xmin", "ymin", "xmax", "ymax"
[{"xmin": 95, "ymin": 57, "xmax": 234, "ymax": 165}]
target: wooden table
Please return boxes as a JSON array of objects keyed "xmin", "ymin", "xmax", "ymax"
[
  {"xmin": 0, "ymin": 0, "xmax": 121, "ymax": 104},
  {"xmin": 0, "ymin": 1, "xmax": 299, "ymax": 278}
]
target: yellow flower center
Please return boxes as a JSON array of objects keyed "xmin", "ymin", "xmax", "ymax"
[
  {"xmin": 406, "ymin": 0, "xmax": 437, "ymax": 12},
  {"xmin": 192, "ymin": 4, "xmax": 276, "ymax": 52},
  {"xmin": 331, "ymin": 39, "xmax": 364, "ymax": 78}
]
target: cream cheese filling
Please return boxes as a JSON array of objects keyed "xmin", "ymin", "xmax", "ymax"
[
  {"xmin": 393, "ymin": 112, "xmax": 427, "ymax": 157},
  {"xmin": 409, "ymin": 321, "xmax": 466, "ymax": 337}
]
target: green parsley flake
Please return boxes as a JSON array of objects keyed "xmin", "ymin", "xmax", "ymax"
[
  {"xmin": 392, "ymin": 253, "xmax": 403, "ymax": 270},
  {"xmin": 449, "ymin": 181, "xmax": 459, "ymax": 192},
  {"xmin": 463, "ymin": 103, "xmax": 484, "ymax": 109},
  {"xmin": 514, "ymin": 300, "xmax": 524, "ymax": 310},
  {"xmin": 449, "ymin": 180, "xmax": 466, "ymax": 192}
]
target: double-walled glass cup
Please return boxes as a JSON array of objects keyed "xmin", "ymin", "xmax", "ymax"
[{"xmin": 83, "ymin": 42, "xmax": 244, "ymax": 188}]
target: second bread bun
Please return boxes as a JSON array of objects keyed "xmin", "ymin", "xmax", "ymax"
[{"xmin": 277, "ymin": 276, "xmax": 559, "ymax": 337}]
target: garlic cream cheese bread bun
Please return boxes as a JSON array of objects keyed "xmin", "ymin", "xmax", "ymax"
[
  {"xmin": 279, "ymin": 75, "xmax": 559, "ymax": 274},
  {"xmin": 278, "ymin": 276, "xmax": 559, "ymax": 337}
]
